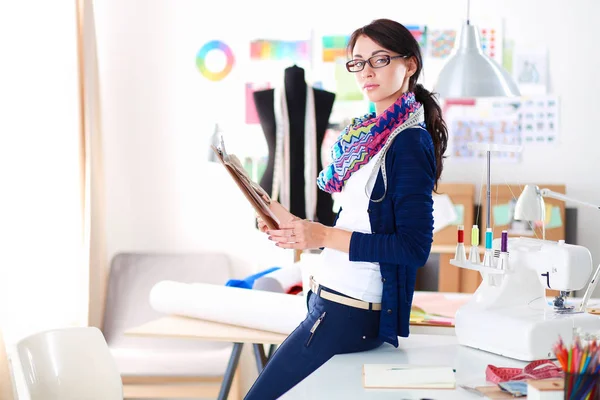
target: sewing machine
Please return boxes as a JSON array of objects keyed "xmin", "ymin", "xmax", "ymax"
[{"xmin": 451, "ymin": 237, "xmax": 600, "ymax": 361}]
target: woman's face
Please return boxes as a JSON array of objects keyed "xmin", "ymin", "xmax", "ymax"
[{"xmin": 351, "ymin": 35, "xmax": 415, "ymax": 114}]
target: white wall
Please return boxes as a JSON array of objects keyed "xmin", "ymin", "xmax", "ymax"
[
  {"xmin": 0, "ymin": 1, "xmax": 86, "ymax": 345},
  {"xmin": 91, "ymin": 0, "xmax": 600, "ymax": 393},
  {"xmin": 95, "ymin": 0, "xmax": 600, "ymax": 275}
]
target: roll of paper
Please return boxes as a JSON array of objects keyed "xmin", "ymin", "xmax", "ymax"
[
  {"xmin": 253, "ymin": 264, "xmax": 302, "ymax": 294},
  {"xmin": 149, "ymin": 281, "xmax": 308, "ymax": 334}
]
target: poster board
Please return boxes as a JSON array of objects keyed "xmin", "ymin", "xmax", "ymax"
[{"xmin": 481, "ymin": 184, "xmax": 566, "ymax": 241}]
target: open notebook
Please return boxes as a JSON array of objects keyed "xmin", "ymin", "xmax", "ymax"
[
  {"xmin": 211, "ymin": 136, "xmax": 280, "ymax": 230},
  {"xmin": 362, "ymin": 364, "xmax": 456, "ymax": 389}
]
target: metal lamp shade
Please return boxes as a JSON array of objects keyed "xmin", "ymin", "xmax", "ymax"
[
  {"xmin": 434, "ymin": 24, "xmax": 521, "ymax": 98},
  {"xmin": 514, "ymin": 185, "xmax": 545, "ymax": 222}
]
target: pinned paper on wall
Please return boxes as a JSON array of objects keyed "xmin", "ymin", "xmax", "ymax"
[
  {"xmin": 450, "ymin": 118, "xmax": 521, "ymax": 161},
  {"xmin": 493, "ymin": 203, "xmax": 511, "ymax": 226},
  {"xmin": 405, "ymin": 25, "xmax": 428, "ymax": 51},
  {"xmin": 520, "ymin": 95, "xmax": 559, "ymax": 144},
  {"xmin": 432, "ymin": 193, "xmax": 458, "ymax": 233},
  {"xmin": 512, "ymin": 47, "xmax": 548, "ymax": 95},
  {"xmin": 427, "ymin": 24, "xmax": 501, "ymax": 64},
  {"xmin": 322, "ymin": 35, "xmax": 349, "ymax": 62},
  {"xmin": 334, "ymin": 60, "xmax": 363, "ymax": 101},
  {"xmin": 533, "ymin": 204, "xmax": 563, "ymax": 229},
  {"xmin": 451, "ymin": 204, "xmax": 464, "ymax": 226},
  {"xmin": 479, "ymin": 27, "xmax": 503, "ymax": 65},
  {"xmin": 445, "ymin": 94, "xmax": 563, "ymax": 161},
  {"xmin": 245, "ymin": 82, "xmax": 271, "ymax": 124},
  {"xmin": 547, "ymin": 205, "xmax": 563, "ymax": 229},
  {"xmin": 429, "ymin": 30, "xmax": 456, "ymax": 58},
  {"xmin": 250, "ymin": 39, "xmax": 310, "ymax": 61}
]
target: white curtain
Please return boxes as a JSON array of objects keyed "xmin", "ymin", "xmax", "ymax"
[{"xmin": 77, "ymin": 0, "xmax": 108, "ymax": 330}]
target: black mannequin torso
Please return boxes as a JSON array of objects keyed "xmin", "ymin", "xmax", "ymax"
[{"xmin": 253, "ymin": 65, "xmax": 336, "ymax": 226}]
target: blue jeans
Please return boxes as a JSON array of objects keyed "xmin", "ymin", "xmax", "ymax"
[{"xmin": 244, "ymin": 285, "xmax": 383, "ymax": 400}]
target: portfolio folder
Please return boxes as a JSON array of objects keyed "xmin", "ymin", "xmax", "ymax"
[{"xmin": 211, "ymin": 137, "xmax": 280, "ymax": 230}]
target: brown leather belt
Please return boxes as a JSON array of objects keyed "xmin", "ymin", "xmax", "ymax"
[{"xmin": 309, "ymin": 276, "xmax": 382, "ymax": 311}]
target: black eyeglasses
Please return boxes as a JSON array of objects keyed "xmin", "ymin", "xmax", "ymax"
[{"xmin": 346, "ymin": 54, "xmax": 408, "ymax": 73}]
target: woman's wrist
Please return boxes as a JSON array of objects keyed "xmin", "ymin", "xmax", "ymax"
[
  {"xmin": 321, "ymin": 225, "xmax": 332, "ymax": 248},
  {"xmin": 320, "ymin": 225, "xmax": 351, "ymax": 253}
]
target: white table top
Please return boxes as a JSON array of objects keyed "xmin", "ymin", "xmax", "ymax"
[{"xmin": 280, "ymin": 334, "xmax": 531, "ymax": 400}]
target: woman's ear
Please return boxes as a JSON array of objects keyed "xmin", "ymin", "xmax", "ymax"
[{"xmin": 406, "ymin": 56, "xmax": 418, "ymax": 78}]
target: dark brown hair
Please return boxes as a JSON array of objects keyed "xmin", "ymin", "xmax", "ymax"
[{"xmin": 347, "ymin": 18, "xmax": 448, "ymax": 189}]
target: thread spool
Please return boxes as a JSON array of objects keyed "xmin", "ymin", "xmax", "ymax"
[
  {"xmin": 501, "ymin": 230, "xmax": 508, "ymax": 253},
  {"xmin": 471, "ymin": 225, "xmax": 479, "ymax": 247}
]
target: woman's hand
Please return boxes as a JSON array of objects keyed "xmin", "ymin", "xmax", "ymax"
[
  {"xmin": 268, "ymin": 199, "xmax": 298, "ymax": 224},
  {"xmin": 256, "ymin": 198, "xmax": 298, "ymax": 233},
  {"xmin": 267, "ymin": 220, "xmax": 329, "ymax": 250}
]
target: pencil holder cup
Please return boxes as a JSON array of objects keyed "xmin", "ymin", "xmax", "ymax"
[{"xmin": 564, "ymin": 372, "xmax": 600, "ymax": 399}]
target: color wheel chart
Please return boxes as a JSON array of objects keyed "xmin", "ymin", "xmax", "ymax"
[{"xmin": 196, "ymin": 40, "xmax": 235, "ymax": 81}]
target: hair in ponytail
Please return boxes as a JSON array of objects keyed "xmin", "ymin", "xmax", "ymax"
[
  {"xmin": 414, "ymin": 84, "xmax": 448, "ymax": 191},
  {"xmin": 347, "ymin": 19, "xmax": 449, "ymax": 190}
]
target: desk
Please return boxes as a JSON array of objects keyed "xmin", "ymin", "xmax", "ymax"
[
  {"xmin": 280, "ymin": 334, "xmax": 529, "ymax": 400},
  {"xmin": 129, "ymin": 292, "xmax": 588, "ymax": 399},
  {"xmin": 127, "ymin": 316, "xmax": 287, "ymax": 400},
  {"xmin": 127, "ymin": 308, "xmax": 458, "ymax": 399}
]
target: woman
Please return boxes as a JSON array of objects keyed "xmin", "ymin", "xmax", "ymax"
[{"xmin": 245, "ymin": 18, "xmax": 448, "ymax": 400}]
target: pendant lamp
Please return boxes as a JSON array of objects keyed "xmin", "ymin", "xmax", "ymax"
[{"xmin": 434, "ymin": 0, "xmax": 520, "ymax": 98}]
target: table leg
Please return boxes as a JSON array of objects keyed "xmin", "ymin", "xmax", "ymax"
[
  {"xmin": 268, "ymin": 343, "xmax": 277, "ymax": 358},
  {"xmin": 253, "ymin": 343, "xmax": 268, "ymax": 372},
  {"xmin": 217, "ymin": 342, "xmax": 243, "ymax": 400}
]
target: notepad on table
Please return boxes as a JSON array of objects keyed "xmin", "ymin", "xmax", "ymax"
[{"xmin": 362, "ymin": 364, "xmax": 456, "ymax": 389}]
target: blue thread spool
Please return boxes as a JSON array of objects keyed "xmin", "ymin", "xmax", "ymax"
[{"xmin": 485, "ymin": 228, "xmax": 493, "ymax": 250}]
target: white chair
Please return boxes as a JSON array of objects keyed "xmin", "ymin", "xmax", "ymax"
[
  {"xmin": 102, "ymin": 252, "xmax": 244, "ymax": 399},
  {"xmin": 16, "ymin": 326, "xmax": 122, "ymax": 399},
  {"xmin": 0, "ymin": 329, "xmax": 16, "ymax": 400}
]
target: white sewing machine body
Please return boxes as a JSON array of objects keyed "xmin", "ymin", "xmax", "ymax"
[{"xmin": 452, "ymin": 237, "xmax": 600, "ymax": 361}]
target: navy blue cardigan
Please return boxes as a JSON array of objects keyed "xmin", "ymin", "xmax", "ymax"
[{"xmin": 345, "ymin": 126, "xmax": 435, "ymax": 348}]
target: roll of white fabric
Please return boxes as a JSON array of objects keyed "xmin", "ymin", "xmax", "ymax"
[
  {"xmin": 149, "ymin": 281, "xmax": 308, "ymax": 334},
  {"xmin": 253, "ymin": 264, "xmax": 302, "ymax": 294}
]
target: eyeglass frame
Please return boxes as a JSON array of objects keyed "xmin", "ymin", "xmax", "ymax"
[{"xmin": 345, "ymin": 54, "xmax": 409, "ymax": 73}]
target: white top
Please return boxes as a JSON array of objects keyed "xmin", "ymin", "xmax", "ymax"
[{"xmin": 314, "ymin": 154, "xmax": 382, "ymax": 303}]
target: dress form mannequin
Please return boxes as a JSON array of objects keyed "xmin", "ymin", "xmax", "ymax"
[{"xmin": 254, "ymin": 65, "xmax": 336, "ymax": 226}]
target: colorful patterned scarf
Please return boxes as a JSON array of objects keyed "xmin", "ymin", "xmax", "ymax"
[{"xmin": 317, "ymin": 92, "xmax": 423, "ymax": 193}]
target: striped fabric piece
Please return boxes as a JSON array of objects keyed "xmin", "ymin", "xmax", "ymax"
[{"xmin": 317, "ymin": 92, "xmax": 422, "ymax": 193}]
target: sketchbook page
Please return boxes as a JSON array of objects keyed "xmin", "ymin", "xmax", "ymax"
[
  {"xmin": 362, "ymin": 364, "xmax": 456, "ymax": 389},
  {"xmin": 149, "ymin": 281, "xmax": 307, "ymax": 335}
]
